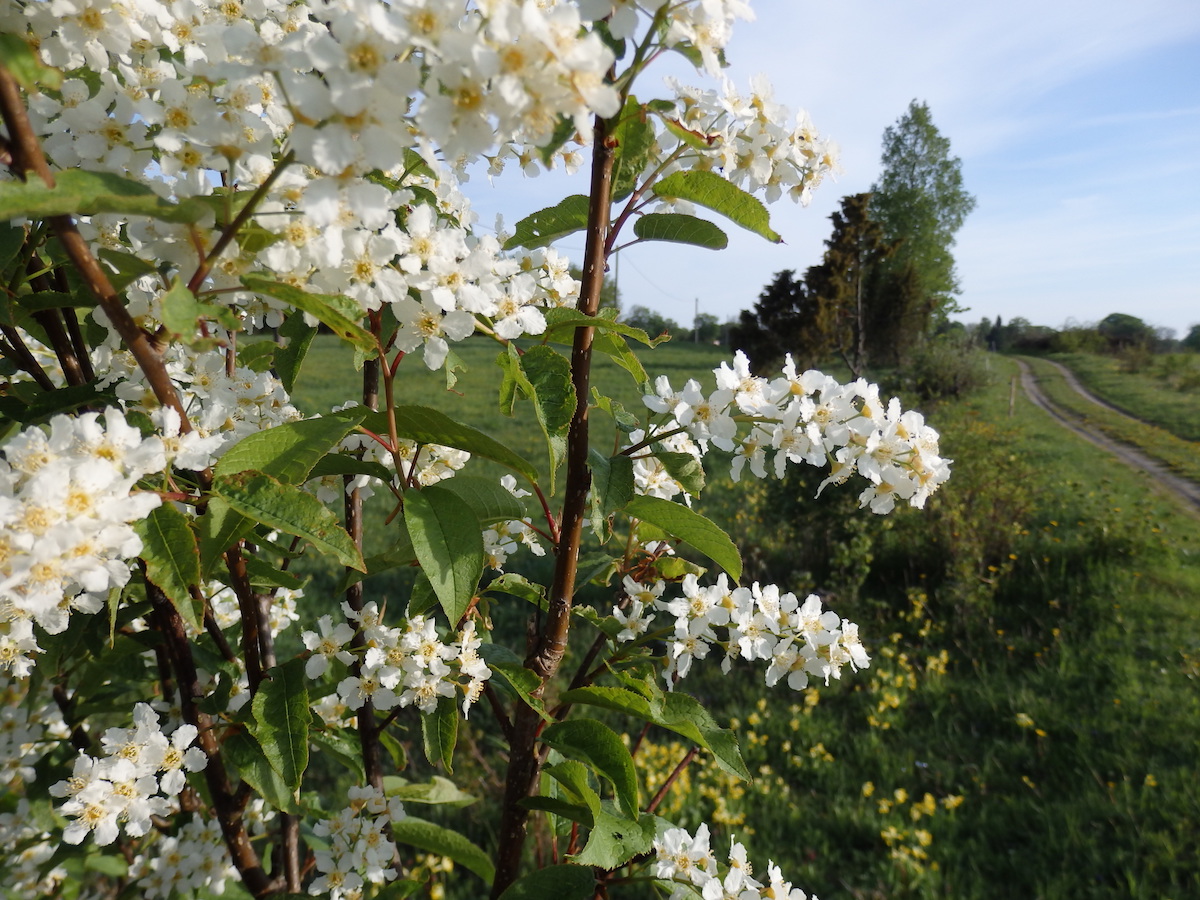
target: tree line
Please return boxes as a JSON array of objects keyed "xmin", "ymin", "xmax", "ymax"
[{"xmin": 732, "ymin": 100, "xmax": 976, "ymax": 376}]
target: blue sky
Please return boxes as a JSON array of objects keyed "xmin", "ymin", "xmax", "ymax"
[{"xmin": 472, "ymin": 0, "xmax": 1200, "ymax": 337}]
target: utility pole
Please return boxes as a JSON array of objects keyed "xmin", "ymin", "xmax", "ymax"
[{"xmin": 693, "ymin": 297, "xmax": 699, "ymax": 343}]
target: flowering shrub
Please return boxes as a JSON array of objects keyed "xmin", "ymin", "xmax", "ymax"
[{"xmin": 0, "ymin": 1, "xmax": 949, "ymax": 897}]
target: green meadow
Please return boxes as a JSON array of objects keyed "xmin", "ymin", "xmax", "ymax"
[{"xmin": 290, "ymin": 338, "xmax": 1200, "ymax": 899}]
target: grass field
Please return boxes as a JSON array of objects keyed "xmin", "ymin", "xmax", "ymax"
[
  {"xmin": 1018, "ymin": 355, "xmax": 1200, "ymax": 484},
  {"xmin": 286, "ymin": 338, "xmax": 1200, "ymax": 899},
  {"xmin": 1049, "ymin": 351, "xmax": 1200, "ymax": 442}
]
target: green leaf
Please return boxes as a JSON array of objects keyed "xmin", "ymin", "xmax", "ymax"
[
  {"xmin": 519, "ymin": 345, "xmax": 575, "ymax": 489},
  {"xmin": 241, "ymin": 276, "xmax": 375, "ymax": 353},
  {"xmin": 573, "ymin": 806, "xmax": 656, "ymax": 869},
  {"xmin": 135, "ymin": 504, "xmax": 201, "ymax": 630},
  {"xmin": 215, "ymin": 412, "xmax": 368, "ymax": 484},
  {"xmin": 223, "ymin": 732, "xmax": 301, "ymax": 813},
  {"xmin": 540, "ymin": 720, "xmax": 639, "ymax": 818},
  {"xmin": 213, "ymin": 472, "xmax": 366, "ymax": 571},
  {"xmin": 308, "ymin": 726, "xmax": 365, "ymax": 780},
  {"xmin": 0, "ymin": 222, "xmax": 26, "ymax": 273},
  {"xmin": 483, "ymin": 573, "xmax": 545, "ymax": 608},
  {"xmin": 0, "ymin": 33, "xmax": 62, "ymax": 90},
  {"xmin": 0, "ymin": 169, "xmax": 208, "ymax": 224},
  {"xmin": 593, "ymin": 330, "xmax": 650, "ymax": 386},
  {"xmin": 390, "ymin": 818, "xmax": 494, "ymax": 886},
  {"xmin": 652, "ymin": 170, "xmax": 781, "ymax": 243},
  {"xmin": 382, "ymin": 775, "xmax": 476, "ymax": 808},
  {"xmin": 537, "ymin": 115, "xmax": 579, "ymax": 166},
  {"xmin": 404, "ymin": 486, "xmax": 483, "ymax": 626},
  {"xmin": 611, "ymin": 96, "xmax": 657, "ymax": 202},
  {"xmin": 431, "ymin": 475, "xmax": 525, "ymax": 525},
  {"xmin": 633, "ymin": 213, "xmax": 728, "ymax": 250},
  {"xmin": 655, "ymin": 450, "xmax": 706, "ymax": 495},
  {"xmin": 196, "ymin": 495, "xmax": 256, "ymax": 578},
  {"xmin": 589, "ymin": 450, "xmax": 634, "ymax": 516},
  {"xmin": 624, "ymin": 495, "xmax": 741, "ymax": 581},
  {"xmin": 160, "ymin": 278, "xmax": 238, "ymax": 338},
  {"xmin": 503, "ymin": 194, "xmax": 591, "ymax": 251},
  {"xmin": 660, "ymin": 116, "xmax": 718, "ymax": 151},
  {"xmin": 519, "ymin": 796, "xmax": 594, "ymax": 825},
  {"xmin": 0, "ymin": 381, "xmax": 119, "ymax": 425},
  {"xmin": 274, "ymin": 311, "xmax": 318, "ymax": 394},
  {"xmin": 406, "ymin": 571, "xmax": 438, "ymax": 618},
  {"xmin": 544, "ymin": 760, "xmax": 600, "ymax": 815},
  {"xmin": 352, "ymin": 406, "xmax": 538, "ymax": 483},
  {"xmin": 496, "ymin": 865, "xmax": 595, "ymax": 900},
  {"xmin": 307, "ymin": 452, "xmax": 394, "ymax": 486},
  {"xmin": 97, "ymin": 248, "xmax": 159, "ymax": 293},
  {"xmin": 477, "ymin": 644, "xmax": 552, "ymax": 723},
  {"xmin": 561, "ymin": 684, "xmax": 749, "ymax": 781},
  {"xmin": 656, "ymin": 690, "xmax": 750, "ymax": 781},
  {"xmin": 421, "ymin": 696, "xmax": 458, "ymax": 774},
  {"xmin": 237, "ymin": 339, "xmax": 276, "ymax": 373},
  {"xmin": 541, "ymin": 307, "xmax": 657, "ymax": 346},
  {"xmin": 249, "ymin": 659, "xmax": 310, "ymax": 792},
  {"xmin": 17, "ymin": 291, "xmax": 89, "ymax": 312}
]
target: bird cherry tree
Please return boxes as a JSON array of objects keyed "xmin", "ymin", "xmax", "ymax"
[{"xmin": 0, "ymin": 1, "xmax": 950, "ymax": 898}]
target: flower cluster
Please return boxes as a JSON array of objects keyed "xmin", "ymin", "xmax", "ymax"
[
  {"xmin": 98, "ymin": 345, "xmax": 299, "ymax": 462},
  {"xmin": 310, "ymin": 785, "xmax": 406, "ymax": 900},
  {"xmin": 132, "ymin": 815, "xmax": 240, "ymax": 899},
  {"xmin": 0, "ymin": 677, "xmax": 68, "ymax": 788},
  {"xmin": 15, "ymin": 0, "xmax": 600, "ymax": 373},
  {"xmin": 653, "ymin": 823, "xmax": 815, "ymax": 900},
  {"xmin": 615, "ymin": 574, "xmax": 870, "ymax": 691},
  {"xmin": 0, "ymin": 800, "xmax": 67, "ymax": 897},
  {"xmin": 208, "ymin": 582, "xmax": 301, "ymax": 634},
  {"xmin": 641, "ymin": 351, "xmax": 951, "ymax": 513},
  {"xmin": 484, "ymin": 475, "xmax": 546, "ymax": 570},
  {"xmin": 49, "ymin": 703, "xmax": 207, "ymax": 846},
  {"xmin": 579, "ymin": 0, "xmax": 753, "ymax": 76},
  {"xmin": 302, "ymin": 603, "xmax": 492, "ymax": 716},
  {"xmin": 0, "ymin": 408, "xmax": 165, "ymax": 645},
  {"xmin": 661, "ymin": 74, "xmax": 841, "ymax": 206}
]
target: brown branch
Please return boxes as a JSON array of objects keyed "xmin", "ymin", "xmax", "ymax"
[
  {"xmin": 147, "ymin": 583, "xmax": 272, "ymax": 896},
  {"xmin": 0, "ymin": 68, "xmax": 193, "ymax": 431},
  {"xmin": 0, "ymin": 326, "xmax": 55, "ymax": 389},
  {"xmin": 344, "ymin": 353, "xmax": 384, "ymax": 789},
  {"xmin": 491, "ymin": 113, "xmax": 616, "ymax": 899},
  {"xmin": 53, "ymin": 266, "xmax": 95, "ymax": 381},
  {"xmin": 224, "ymin": 545, "xmax": 263, "ymax": 694},
  {"xmin": 646, "ymin": 746, "xmax": 697, "ymax": 814}
]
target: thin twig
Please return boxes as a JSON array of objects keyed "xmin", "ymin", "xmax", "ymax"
[{"xmin": 646, "ymin": 746, "xmax": 698, "ymax": 814}]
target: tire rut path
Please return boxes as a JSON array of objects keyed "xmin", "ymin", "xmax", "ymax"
[{"xmin": 1013, "ymin": 358, "xmax": 1200, "ymax": 514}]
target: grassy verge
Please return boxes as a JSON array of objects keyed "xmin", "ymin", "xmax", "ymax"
[
  {"xmin": 652, "ymin": 355, "xmax": 1200, "ymax": 899},
  {"xmin": 1019, "ymin": 355, "xmax": 1200, "ymax": 484},
  {"xmin": 1048, "ymin": 351, "xmax": 1200, "ymax": 441}
]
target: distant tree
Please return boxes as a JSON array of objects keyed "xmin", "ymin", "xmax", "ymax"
[
  {"xmin": 1097, "ymin": 313, "xmax": 1154, "ymax": 351},
  {"xmin": 869, "ymin": 100, "xmax": 976, "ymax": 326},
  {"xmin": 805, "ymin": 192, "xmax": 895, "ymax": 374},
  {"xmin": 693, "ymin": 312, "xmax": 721, "ymax": 343},
  {"xmin": 622, "ymin": 304, "xmax": 680, "ymax": 339},
  {"xmin": 1183, "ymin": 324, "xmax": 1200, "ymax": 353},
  {"xmin": 732, "ymin": 194, "xmax": 899, "ymax": 375},
  {"xmin": 730, "ymin": 270, "xmax": 828, "ymax": 373}
]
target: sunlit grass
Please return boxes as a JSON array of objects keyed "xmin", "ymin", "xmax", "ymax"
[
  {"xmin": 1050, "ymin": 350, "xmax": 1200, "ymax": 442},
  {"xmin": 1019, "ymin": 355, "xmax": 1200, "ymax": 484}
]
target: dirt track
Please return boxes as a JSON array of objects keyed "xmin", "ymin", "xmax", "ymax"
[{"xmin": 1013, "ymin": 358, "xmax": 1200, "ymax": 513}]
